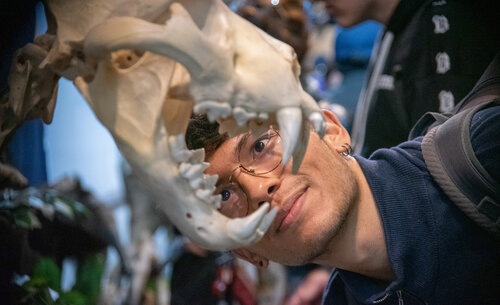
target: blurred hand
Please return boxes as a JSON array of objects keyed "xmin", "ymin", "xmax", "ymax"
[
  {"xmin": 0, "ymin": 163, "xmax": 28, "ymax": 189},
  {"xmin": 285, "ymin": 268, "xmax": 331, "ymax": 305}
]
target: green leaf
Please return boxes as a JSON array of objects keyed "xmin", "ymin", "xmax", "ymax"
[
  {"xmin": 13, "ymin": 207, "xmax": 41, "ymax": 230},
  {"xmin": 53, "ymin": 199, "xmax": 74, "ymax": 220},
  {"xmin": 56, "ymin": 290, "xmax": 87, "ymax": 305},
  {"xmin": 31, "ymin": 258, "xmax": 62, "ymax": 292},
  {"xmin": 74, "ymin": 254, "xmax": 105, "ymax": 304}
]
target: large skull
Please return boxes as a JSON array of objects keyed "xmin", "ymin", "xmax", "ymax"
[{"xmin": 6, "ymin": 0, "xmax": 326, "ymax": 251}]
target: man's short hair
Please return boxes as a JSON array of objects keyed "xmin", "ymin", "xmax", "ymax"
[{"xmin": 185, "ymin": 114, "xmax": 229, "ymax": 159}]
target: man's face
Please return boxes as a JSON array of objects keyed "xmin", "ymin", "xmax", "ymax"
[
  {"xmin": 206, "ymin": 111, "xmax": 358, "ymax": 265},
  {"xmin": 311, "ymin": 0, "xmax": 375, "ymax": 28}
]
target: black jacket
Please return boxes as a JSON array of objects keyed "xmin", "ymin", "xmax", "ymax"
[
  {"xmin": 351, "ymin": 0, "xmax": 500, "ymax": 157},
  {"xmin": 323, "ymin": 106, "xmax": 500, "ymax": 304}
]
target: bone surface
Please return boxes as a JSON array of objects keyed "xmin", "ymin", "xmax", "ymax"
[{"xmin": 6, "ymin": 0, "xmax": 325, "ymax": 254}]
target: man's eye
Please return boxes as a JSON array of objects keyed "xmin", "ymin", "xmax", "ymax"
[
  {"xmin": 253, "ymin": 138, "xmax": 269, "ymax": 153},
  {"xmin": 221, "ymin": 189, "xmax": 231, "ymax": 201},
  {"xmin": 253, "ymin": 138, "xmax": 269, "ymax": 154},
  {"xmin": 216, "ymin": 186, "xmax": 248, "ymax": 218}
]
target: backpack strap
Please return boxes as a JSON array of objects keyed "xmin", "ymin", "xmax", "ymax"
[
  {"xmin": 421, "ymin": 100, "xmax": 500, "ymax": 239},
  {"xmin": 408, "ymin": 112, "xmax": 450, "ymax": 140}
]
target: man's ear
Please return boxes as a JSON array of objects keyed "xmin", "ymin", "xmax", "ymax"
[
  {"xmin": 233, "ymin": 249, "xmax": 269, "ymax": 269},
  {"xmin": 321, "ymin": 109, "xmax": 351, "ymax": 154}
]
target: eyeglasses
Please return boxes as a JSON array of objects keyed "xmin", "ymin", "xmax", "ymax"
[{"xmin": 217, "ymin": 127, "xmax": 283, "ymax": 218}]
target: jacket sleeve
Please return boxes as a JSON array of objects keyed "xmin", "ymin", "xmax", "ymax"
[{"xmin": 470, "ymin": 105, "xmax": 500, "ymax": 184}]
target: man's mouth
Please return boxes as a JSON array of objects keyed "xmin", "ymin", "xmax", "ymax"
[{"xmin": 276, "ymin": 187, "xmax": 308, "ymax": 233}]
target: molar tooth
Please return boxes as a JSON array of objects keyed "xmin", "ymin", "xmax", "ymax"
[
  {"xmin": 258, "ymin": 112, "xmax": 269, "ymax": 121},
  {"xmin": 172, "ymin": 150, "xmax": 192, "ymax": 163},
  {"xmin": 203, "ymin": 174, "xmax": 218, "ymax": 190},
  {"xmin": 169, "ymin": 135, "xmax": 191, "ymax": 163},
  {"xmin": 194, "ymin": 101, "xmax": 231, "ymax": 122},
  {"xmin": 189, "ymin": 148, "xmax": 205, "ymax": 164},
  {"xmin": 189, "ymin": 177, "xmax": 203, "ymax": 189},
  {"xmin": 277, "ymin": 107, "xmax": 302, "ymax": 165},
  {"xmin": 233, "ymin": 107, "xmax": 257, "ymax": 126},
  {"xmin": 195, "ymin": 189, "xmax": 213, "ymax": 202},
  {"xmin": 179, "ymin": 162, "xmax": 208, "ymax": 180},
  {"xmin": 308, "ymin": 112, "xmax": 326, "ymax": 139},
  {"xmin": 233, "ymin": 107, "xmax": 248, "ymax": 126},
  {"xmin": 211, "ymin": 195, "xmax": 222, "ymax": 209}
]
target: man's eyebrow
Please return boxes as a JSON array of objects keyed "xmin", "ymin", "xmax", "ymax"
[
  {"xmin": 234, "ymin": 132, "xmax": 251, "ymax": 159},
  {"xmin": 213, "ymin": 134, "xmax": 251, "ymax": 188}
]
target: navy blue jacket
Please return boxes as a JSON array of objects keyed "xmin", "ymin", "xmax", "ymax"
[{"xmin": 323, "ymin": 106, "xmax": 500, "ymax": 304}]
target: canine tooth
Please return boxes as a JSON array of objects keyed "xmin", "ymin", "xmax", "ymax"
[
  {"xmin": 292, "ymin": 121, "xmax": 310, "ymax": 174},
  {"xmin": 308, "ymin": 112, "xmax": 326, "ymax": 139},
  {"xmin": 226, "ymin": 203, "xmax": 270, "ymax": 240},
  {"xmin": 257, "ymin": 207, "xmax": 277, "ymax": 237},
  {"xmin": 277, "ymin": 107, "xmax": 302, "ymax": 165}
]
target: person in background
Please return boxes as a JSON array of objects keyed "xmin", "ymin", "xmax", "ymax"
[
  {"xmin": 313, "ymin": 0, "xmax": 500, "ymax": 156},
  {"xmin": 323, "ymin": 20, "xmax": 381, "ymax": 132},
  {"xmin": 237, "ymin": 0, "xmax": 309, "ymax": 64}
]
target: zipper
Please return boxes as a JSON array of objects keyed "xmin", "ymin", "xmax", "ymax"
[
  {"xmin": 397, "ymin": 290, "xmax": 404, "ymax": 305},
  {"xmin": 372, "ymin": 290, "xmax": 404, "ymax": 304},
  {"xmin": 373, "ymin": 293, "xmax": 389, "ymax": 304}
]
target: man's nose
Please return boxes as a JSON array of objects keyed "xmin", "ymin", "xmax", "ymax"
[{"xmin": 234, "ymin": 170, "xmax": 280, "ymax": 209}]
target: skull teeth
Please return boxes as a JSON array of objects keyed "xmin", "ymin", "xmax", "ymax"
[
  {"xmin": 258, "ymin": 112, "xmax": 269, "ymax": 121},
  {"xmin": 189, "ymin": 148, "xmax": 205, "ymax": 163},
  {"xmin": 194, "ymin": 189, "xmax": 221, "ymax": 208},
  {"xmin": 169, "ymin": 134, "xmax": 192, "ymax": 163},
  {"xmin": 194, "ymin": 101, "xmax": 231, "ymax": 122},
  {"xmin": 233, "ymin": 106, "xmax": 257, "ymax": 126},
  {"xmin": 179, "ymin": 162, "xmax": 209, "ymax": 180},
  {"xmin": 308, "ymin": 112, "xmax": 326, "ymax": 139},
  {"xmin": 169, "ymin": 134, "xmax": 219, "ymax": 206},
  {"xmin": 277, "ymin": 107, "xmax": 302, "ymax": 165},
  {"xmin": 202, "ymin": 174, "xmax": 218, "ymax": 190}
]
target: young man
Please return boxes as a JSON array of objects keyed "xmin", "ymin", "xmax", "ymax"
[
  {"xmin": 312, "ymin": 0, "xmax": 500, "ymax": 157},
  {"xmin": 186, "ymin": 105, "xmax": 500, "ymax": 304}
]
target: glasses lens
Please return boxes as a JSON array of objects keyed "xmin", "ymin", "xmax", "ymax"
[{"xmin": 238, "ymin": 128, "xmax": 282, "ymax": 175}]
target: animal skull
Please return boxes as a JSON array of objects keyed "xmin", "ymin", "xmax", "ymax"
[{"xmin": 7, "ymin": 0, "xmax": 326, "ymax": 251}]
